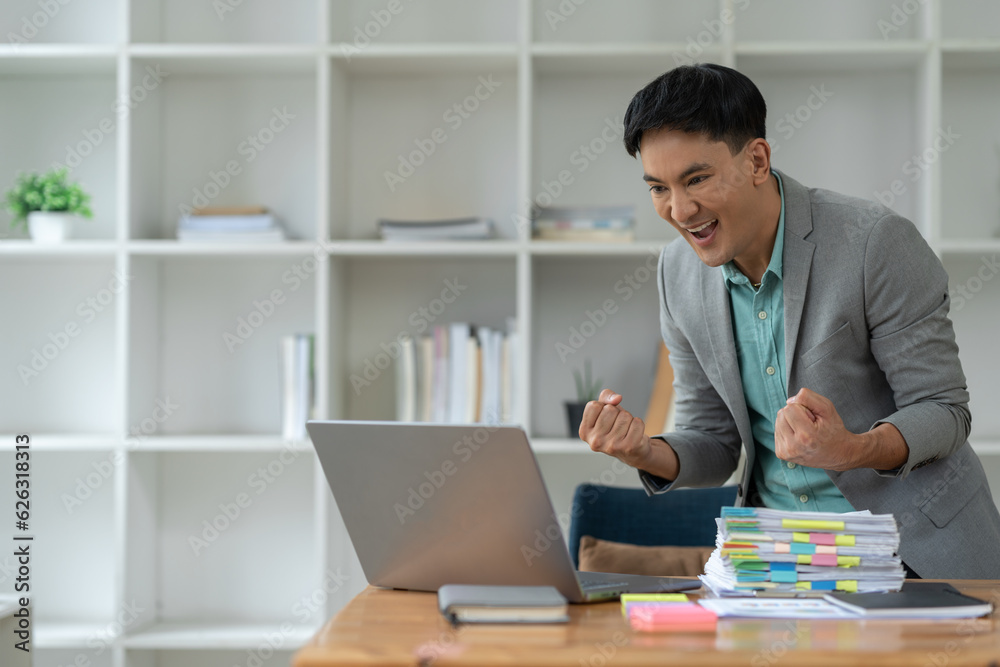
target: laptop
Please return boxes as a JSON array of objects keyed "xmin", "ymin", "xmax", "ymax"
[{"xmin": 307, "ymin": 420, "xmax": 701, "ymax": 603}]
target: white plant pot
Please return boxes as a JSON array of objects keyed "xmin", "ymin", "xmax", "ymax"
[{"xmin": 27, "ymin": 211, "xmax": 74, "ymax": 243}]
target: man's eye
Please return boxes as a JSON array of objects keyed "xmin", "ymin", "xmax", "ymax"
[
  {"xmin": 689, "ymin": 175, "xmax": 707, "ymax": 185},
  {"xmin": 649, "ymin": 185, "xmax": 665, "ymax": 194}
]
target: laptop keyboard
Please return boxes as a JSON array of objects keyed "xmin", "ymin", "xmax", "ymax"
[{"xmin": 578, "ymin": 574, "xmax": 630, "ymax": 590}]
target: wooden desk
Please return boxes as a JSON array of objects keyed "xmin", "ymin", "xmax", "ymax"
[{"xmin": 294, "ymin": 581, "xmax": 1000, "ymax": 666}]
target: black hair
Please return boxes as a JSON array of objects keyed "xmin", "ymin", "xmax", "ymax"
[{"xmin": 623, "ymin": 64, "xmax": 767, "ymax": 158}]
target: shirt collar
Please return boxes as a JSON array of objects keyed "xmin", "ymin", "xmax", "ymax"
[{"xmin": 722, "ymin": 170, "xmax": 785, "ymax": 288}]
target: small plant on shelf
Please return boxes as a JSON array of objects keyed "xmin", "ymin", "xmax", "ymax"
[
  {"xmin": 4, "ymin": 168, "xmax": 92, "ymax": 242},
  {"xmin": 566, "ymin": 359, "xmax": 603, "ymax": 439}
]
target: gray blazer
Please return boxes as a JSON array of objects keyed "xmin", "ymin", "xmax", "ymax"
[{"xmin": 643, "ymin": 169, "xmax": 1000, "ymax": 579}]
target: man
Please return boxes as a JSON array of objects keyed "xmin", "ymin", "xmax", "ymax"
[{"xmin": 578, "ymin": 63, "xmax": 1000, "ymax": 578}]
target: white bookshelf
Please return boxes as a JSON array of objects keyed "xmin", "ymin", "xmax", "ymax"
[{"xmin": 2, "ymin": 1, "xmax": 1000, "ymax": 665}]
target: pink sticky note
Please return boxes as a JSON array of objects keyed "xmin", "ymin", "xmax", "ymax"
[
  {"xmin": 810, "ymin": 533, "xmax": 837, "ymax": 546},
  {"xmin": 811, "ymin": 553, "xmax": 838, "ymax": 567}
]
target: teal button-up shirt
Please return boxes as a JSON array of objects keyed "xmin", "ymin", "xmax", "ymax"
[{"xmin": 721, "ymin": 172, "xmax": 854, "ymax": 513}]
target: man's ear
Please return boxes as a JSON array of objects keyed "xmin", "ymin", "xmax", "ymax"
[{"xmin": 746, "ymin": 138, "xmax": 772, "ymax": 186}]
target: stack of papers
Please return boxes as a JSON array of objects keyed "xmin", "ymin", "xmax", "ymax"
[
  {"xmin": 700, "ymin": 507, "xmax": 905, "ymax": 596},
  {"xmin": 378, "ymin": 216, "xmax": 494, "ymax": 241},
  {"xmin": 177, "ymin": 206, "xmax": 286, "ymax": 242}
]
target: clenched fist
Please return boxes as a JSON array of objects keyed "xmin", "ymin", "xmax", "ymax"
[{"xmin": 578, "ymin": 389, "xmax": 653, "ymax": 470}]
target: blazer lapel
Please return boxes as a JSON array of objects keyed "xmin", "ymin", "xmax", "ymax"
[{"xmin": 776, "ymin": 171, "xmax": 815, "ymax": 388}]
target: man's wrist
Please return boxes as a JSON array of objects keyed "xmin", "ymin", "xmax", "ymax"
[
  {"xmin": 854, "ymin": 424, "xmax": 909, "ymax": 471},
  {"xmin": 638, "ymin": 436, "xmax": 680, "ymax": 482}
]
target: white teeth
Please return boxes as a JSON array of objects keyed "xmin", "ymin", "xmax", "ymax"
[{"xmin": 689, "ymin": 220, "xmax": 716, "ymax": 234}]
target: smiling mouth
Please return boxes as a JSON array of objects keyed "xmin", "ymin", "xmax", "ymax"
[{"xmin": 687, "ymin": 220, "xmax": 718, "ymax": 240}]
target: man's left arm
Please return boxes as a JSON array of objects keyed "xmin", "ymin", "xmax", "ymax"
[{"xmin": 776, "ymin": 214, "xmax": 971, "ymax": 477}]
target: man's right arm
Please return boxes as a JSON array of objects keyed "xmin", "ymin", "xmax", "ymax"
[{"xmin": 578, "ymin": 390, "xmax": 681, "ymax": 482}]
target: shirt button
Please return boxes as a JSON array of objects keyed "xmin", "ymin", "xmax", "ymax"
[
  {"xmin": 758, "ymin": 311, "xmax": 767, "ymax": 320},
  {"xmin": 787, "ymin": 462, "xmax": 796, "ymax": 469},
  {"xmin": 799, "ymin": 494, "xmax": 809, "ymax": 503},
  {"xmin": 766, "ymin": 366, "xmax": 776, "ymax": 375}
]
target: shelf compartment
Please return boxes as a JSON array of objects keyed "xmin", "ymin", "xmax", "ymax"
[
  {"xmin": 331, "ymin": 256, "xmax": 517, "ymax": 421},
  {"xmin": 329, "ymin": 44, "xmax": 518, "ymax": 75},
  {"xmin": 0, "ymin": 70, "xmax": 118, "ymax": 240},
  {"xmin": 532, "ymin": 0, "xmax": 724, "ymax": 45},
  {"xmin": 322, "ymin": 239, "xmax": 520, "ymax": 256},
  {"xmin": 128, "ymin": 58, "xmax": 317, "ymax": 241},
  {"xmin": 125, "ymin": 451, "xmax": 318, "ymax": 626},
  {"xmin": 126, "ymin": 47, "xmax": 319, "ymax": 73},
  {"xmin": 531, "ymin": 69, "xmax": 677, "ymax": 243},
  {"xmin": 127, "ymin": 256, "xmax": 317, "ymax": 435},
  {"xmin": 735, "ymin": 60, "xmax": 926, "ymax": 232},
  {"xmin": 737, "ymin": 0, "xmax": 927, "ymax": 42},
  {"xmin": 329, "ymin": 63, "xmax": 519, "ymax": 240},
  {"xmin": 942, "ymin": 0, "xmax": 1000, "ymax": 40},
  {"xmin": 130, "ymin": 0, "xmax": 321, "ymax": 44},
  {"xmin": 0, "ymin": 240, "xmax": 119, "ymax": 256},
  {"xmin": 0, "ymin": 0, "xmax": 118, "ymax": 44},
  {"xmin": 0, "ymin": 451, "xmax": 118, "ymax": 623},
  {"xmin": 127, "ymin": 240, "xmax": 322, "ymax": 256},
  {"xmin": 941, "ymin": 56, "xmax": 1000, "ymax": 242},
  {"xmin": 0, "ymin": 257, "xmax": 119, "ymax": 434},
  {"xmin": 330, "ymin": 0, "xmax": 518, "ymax": 44},
  {"xmin": 530, "ymin": 255, "xmax": 663, "ymax": 438},
  {"xmin": 941, "ymin": 256, "xmax": 1000, "ymax": 440}
]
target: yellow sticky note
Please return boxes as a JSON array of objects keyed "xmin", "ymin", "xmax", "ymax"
[
  {"xmin": 837, "ymin": 556, "xmax": 861, "ymax": 567},
  {"xmin": 837, "ymin": 580, "xmax": 858, "ymax": 592},
  {"xmin": 620, "ymin": 593, "xmax": 689, "ymax": 618},
  {"xmin": 834, "ymin": 534, "xmax": 856, "ymax": 546},
  {"xmin": 792, "ymin": 532, "xmax": 810, "ymax": 543}
]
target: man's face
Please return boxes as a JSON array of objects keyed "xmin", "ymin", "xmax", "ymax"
[{"xmin": 639, "ymin": 128, "xmax": 765, "ymax": 269}]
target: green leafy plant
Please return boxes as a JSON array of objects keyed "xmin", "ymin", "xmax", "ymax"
[
  {"xmin": 572, "ymin": 359, "xmax": 603, "ymax": 403},
  {"xmin": 4, "ymin": 168, "xmax": 93, "ymax": 230}
]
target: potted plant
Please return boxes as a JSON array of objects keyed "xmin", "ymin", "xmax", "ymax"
[
  {"xmin": 566, "ymin": 359, "xmax": 602, "ymax": 438},
  {"xmin": 4, "ymin": 168, "xmax": 92, "ymax": 243}
]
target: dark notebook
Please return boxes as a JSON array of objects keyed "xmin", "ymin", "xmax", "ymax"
[
  {"xmin": 437, "ymin": 584, "xmax": 569, "ymax": 624},
  {"xmin": 824, "ymin": 582, "xmax": 993, "ymax": 618}
]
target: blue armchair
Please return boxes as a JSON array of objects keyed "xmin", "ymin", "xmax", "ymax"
[{"xmin": 568, "ymin": 483, "xmax": 738, "ymax": 568}]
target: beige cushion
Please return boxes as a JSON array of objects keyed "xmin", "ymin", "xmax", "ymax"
[{"xmin": 577, "ymin": 535, "xmax": 714, "ymax": 578}]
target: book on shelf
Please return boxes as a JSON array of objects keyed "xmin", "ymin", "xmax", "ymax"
[
  {"xmin": 396, "ymin": 319, "xmax": 517, "ymax": 425},
  {"xmin": 532, "ymin": 204, "xmax": 635, "ymax": 242},
  {"xmin": 438, "ymin": 584, "xmax": 568, "ymax": 624},
  {"xmin": 377, "ymin": 216, "xmax": 494, "ymax": 241},
  {"xmin": 177, "ymin": 205, "xmax": 287, "ymax": 242}
]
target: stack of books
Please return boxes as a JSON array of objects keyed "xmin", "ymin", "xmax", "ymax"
[
  {"xmin": 395, "ymin": 319, "xmax": 518, "ymax": 426},
  {"xmin": 378, "ymin": 216, "xmax": 494, "ymax": 241},
  {"xmin": 532, "ymin": 205, "xmax": 635, "ymax": 242},
  {"xmin": 700, "ymin": 507, "xmax": 905, "ymax": 596},
  {"xmin": 177, "ymin": 206, "xmax": 286, "ymax": 242}
]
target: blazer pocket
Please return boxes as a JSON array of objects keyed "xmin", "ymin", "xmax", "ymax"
[
  {"xmin": 801, "ymin": 321, "xmax": 853, "ymax": 369},
  {"xmin": 918, "ymin": 469, "xmax": 982, "ymax": 529}
]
